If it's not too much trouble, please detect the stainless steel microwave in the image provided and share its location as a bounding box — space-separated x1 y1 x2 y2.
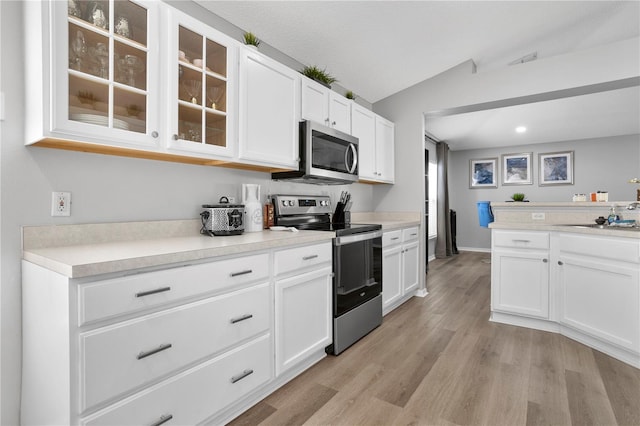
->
272 120 359 185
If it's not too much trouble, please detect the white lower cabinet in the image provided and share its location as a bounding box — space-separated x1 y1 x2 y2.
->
491 230 550 319
556 233 640 353
491 228 640 368
21 241 334 425
83 335 272 426
382 226 420 315
274 242 333 376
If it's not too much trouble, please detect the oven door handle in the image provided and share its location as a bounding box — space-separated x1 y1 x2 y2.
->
334 230 382 246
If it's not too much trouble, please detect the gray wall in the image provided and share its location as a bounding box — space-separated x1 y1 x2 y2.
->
373 37 640 267
449 134 640 250
0 3 373 423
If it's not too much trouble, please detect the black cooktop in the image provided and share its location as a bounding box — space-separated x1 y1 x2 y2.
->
298 222 382 236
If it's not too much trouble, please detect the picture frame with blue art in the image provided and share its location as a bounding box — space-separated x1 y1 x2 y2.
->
469 158 498 188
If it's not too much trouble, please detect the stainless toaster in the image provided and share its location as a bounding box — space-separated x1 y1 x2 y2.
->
201 197 245 236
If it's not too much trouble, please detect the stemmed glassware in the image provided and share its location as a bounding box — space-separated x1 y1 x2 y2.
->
69 30 87 71
89 42 109 79
207 86 223 109
182 79 202 104
116 54 145 87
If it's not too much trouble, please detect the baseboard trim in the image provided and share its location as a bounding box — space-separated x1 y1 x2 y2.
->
457 247 491 253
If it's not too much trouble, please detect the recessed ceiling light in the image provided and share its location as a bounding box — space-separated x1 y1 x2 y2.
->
515 126 527 133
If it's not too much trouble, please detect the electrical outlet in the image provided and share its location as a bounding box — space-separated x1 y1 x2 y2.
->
51 192 71 217
532 212 545 220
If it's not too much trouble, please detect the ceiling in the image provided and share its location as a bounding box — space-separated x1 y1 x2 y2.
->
195 1 640 150
196 1 639 103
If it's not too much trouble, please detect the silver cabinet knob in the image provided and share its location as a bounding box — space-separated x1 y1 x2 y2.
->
558 261 564 265
151 131 159 138
172 134 179 141
542 259 548 263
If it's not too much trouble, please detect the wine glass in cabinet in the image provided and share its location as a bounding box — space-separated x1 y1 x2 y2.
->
59 0 160 147
168 11 237 159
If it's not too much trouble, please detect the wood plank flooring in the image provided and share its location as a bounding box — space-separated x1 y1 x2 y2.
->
229 252 640 426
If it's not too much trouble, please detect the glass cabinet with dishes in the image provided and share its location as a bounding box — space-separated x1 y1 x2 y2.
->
166 10 237 159
23 0 161 149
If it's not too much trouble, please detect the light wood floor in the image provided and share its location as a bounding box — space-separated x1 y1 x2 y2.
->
229 252 640 426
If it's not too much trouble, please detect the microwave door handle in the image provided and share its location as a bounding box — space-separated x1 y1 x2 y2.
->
345 143 358 174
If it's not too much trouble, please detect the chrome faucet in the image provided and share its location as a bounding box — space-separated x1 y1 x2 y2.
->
627 202 640 210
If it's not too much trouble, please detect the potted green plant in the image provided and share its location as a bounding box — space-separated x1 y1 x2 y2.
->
345 90 356 100
300 65 337 88
243 32 260 49
511 193 526 202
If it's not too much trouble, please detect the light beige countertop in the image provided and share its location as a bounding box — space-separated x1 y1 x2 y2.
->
22 220 335 279
489 201 640 239
351 212 421 231
22 213 421 279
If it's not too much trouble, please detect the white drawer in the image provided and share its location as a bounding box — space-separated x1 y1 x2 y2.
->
80 283 271 411
82 334 272 426
79 253 269 325
402 227 420 242
383 230 402 247
558 233 640 263
493 230 549 250
274 242 332 276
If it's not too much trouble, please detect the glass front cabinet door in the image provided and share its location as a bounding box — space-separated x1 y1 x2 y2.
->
165 10 237 159
40 0 161 149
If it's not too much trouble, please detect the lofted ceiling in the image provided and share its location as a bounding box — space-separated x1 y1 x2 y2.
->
195 1 640 150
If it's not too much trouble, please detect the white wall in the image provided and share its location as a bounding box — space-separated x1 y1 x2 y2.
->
0 3 373 424
449 134 640 250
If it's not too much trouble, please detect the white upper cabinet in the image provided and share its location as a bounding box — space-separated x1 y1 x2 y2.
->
26 0 161 150
238 47 301 169
301 77 351 134
165 9 238 159
351 103 376 180
374 115 395 183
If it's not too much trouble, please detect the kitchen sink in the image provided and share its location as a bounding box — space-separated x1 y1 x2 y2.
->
557 223 640 231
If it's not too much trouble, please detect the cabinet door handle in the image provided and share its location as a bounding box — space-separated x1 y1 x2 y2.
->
230 314 253 324
332 121 337 126
135 286 171 298
558 261 564 266
542 259 548 263
230 369 254 383
150 414 173 426
137 343 172 360
302 254 318 261
230 269 253 277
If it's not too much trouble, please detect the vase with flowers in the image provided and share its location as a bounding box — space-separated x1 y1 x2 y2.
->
630 178 640 201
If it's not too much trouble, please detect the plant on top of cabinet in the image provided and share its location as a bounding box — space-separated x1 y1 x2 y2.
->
243 32 260 48
345 90 356 100
300 65 337 88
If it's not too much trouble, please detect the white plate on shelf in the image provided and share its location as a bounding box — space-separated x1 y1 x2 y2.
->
70 113 130 130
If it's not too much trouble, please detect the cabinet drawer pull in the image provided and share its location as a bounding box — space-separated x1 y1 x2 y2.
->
230 369 254 383
150 414 173 426
410 233 417 237
302 254 319 261
390 237 400 241
135 286 171 298
542 258 548 263
137 343 173 360
512 239 531 243
230 269 253 277
230 314 253 324
558 261 564 266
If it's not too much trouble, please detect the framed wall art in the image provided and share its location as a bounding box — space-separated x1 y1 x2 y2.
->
502 152 532 185
469 158 498 188
539 151 574 185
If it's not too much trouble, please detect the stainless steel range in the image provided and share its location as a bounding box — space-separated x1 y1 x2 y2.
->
272 194 382 355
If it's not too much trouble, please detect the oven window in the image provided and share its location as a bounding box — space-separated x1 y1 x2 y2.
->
334 237 382 316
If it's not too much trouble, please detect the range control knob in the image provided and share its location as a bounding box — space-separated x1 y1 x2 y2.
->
281 200 288 206
288 200 295 206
